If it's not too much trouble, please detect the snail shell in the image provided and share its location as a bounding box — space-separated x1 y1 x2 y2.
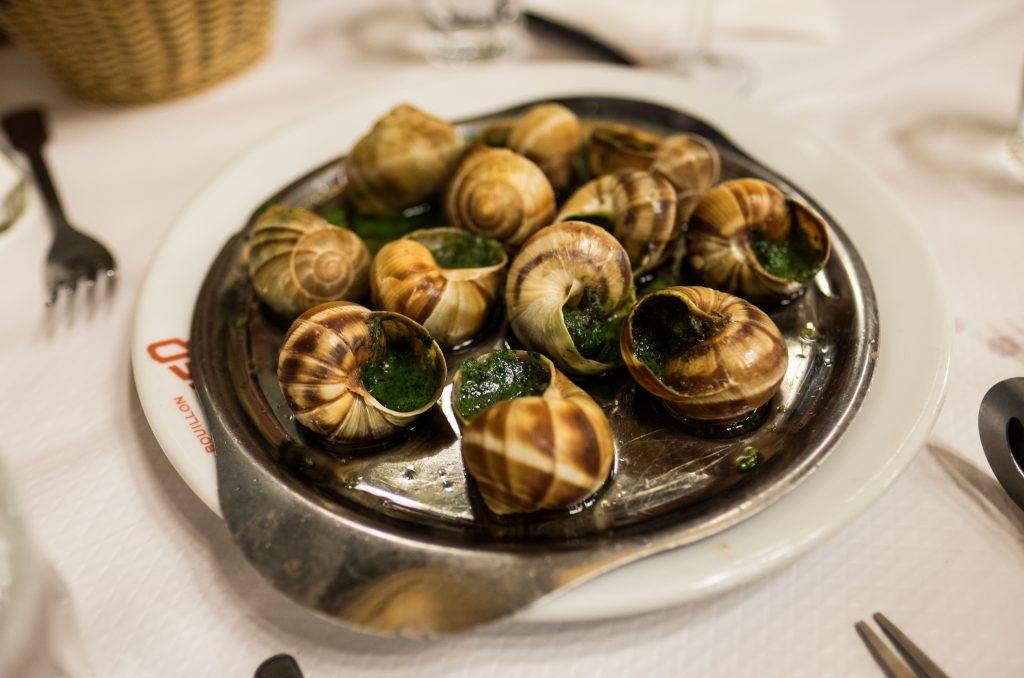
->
247 205 370 319
650 134 721 219
453 350 614 515
587 122 663 176
686 178 831 301
621 286 788 423
505 221 635 375
370 227 508 348
345 104 464 216
556 170 678 276
507 103 582 190
278 301 447 443
444 146 556 247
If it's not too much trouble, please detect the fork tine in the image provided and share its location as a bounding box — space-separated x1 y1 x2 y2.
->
855 621 917 678
873 614 950 678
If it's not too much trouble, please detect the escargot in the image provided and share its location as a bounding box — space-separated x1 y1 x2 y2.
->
370 227 508 348
247 205 370 319
556 170 678 276
650 133 721 219
621 286 788 423
505 221 635 375
345 104 464 216
278 301 447 443
444 146 556 247
587 122 664 176
452 349 614 515
506 103 582 190
686 178 831 302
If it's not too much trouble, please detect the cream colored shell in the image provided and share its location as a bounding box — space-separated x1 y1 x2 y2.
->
556 170 678 275
621 286 788 423
507 103 582 190
277 301 446 442
455 351 615 515
505 221 635 375
247 205 370 319
370 228 508 348
345 104 464 216
444 146 556 247
686 178 831 301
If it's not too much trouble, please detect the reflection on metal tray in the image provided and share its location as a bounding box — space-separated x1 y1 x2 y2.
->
191 96 877 636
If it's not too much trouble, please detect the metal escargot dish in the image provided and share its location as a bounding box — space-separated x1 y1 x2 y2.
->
190 96 877 637
452 349 614 515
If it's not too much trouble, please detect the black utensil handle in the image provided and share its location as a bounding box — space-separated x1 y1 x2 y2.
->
2 107 70 226
255 654 304 678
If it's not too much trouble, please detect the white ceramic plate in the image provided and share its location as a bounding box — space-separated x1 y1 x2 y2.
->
131 63 950 623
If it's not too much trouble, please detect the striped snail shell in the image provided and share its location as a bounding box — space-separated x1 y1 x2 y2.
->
505 221 635 376
686 178 831 302
278 301 447 443
507 103 582 190
621 286 788 423
370 227 508 348
650 133 721 219
556 170 678 276
345 104 464 216
587 122 663 176
247 205 370 319
444 145 556 247
452 350 615 515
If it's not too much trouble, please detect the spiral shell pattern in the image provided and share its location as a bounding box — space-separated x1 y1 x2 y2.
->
277 301 446 442
507 103 581 190
650 133 721 219
556 170 677 276
247 205 370 319
687 178 831 301
456 352 615 515
621 286 788 423
444 146 556 247
370 228 507 348
345 104 464 216
505 221 634 375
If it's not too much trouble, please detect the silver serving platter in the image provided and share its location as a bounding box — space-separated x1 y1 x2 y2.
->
190 96 878 637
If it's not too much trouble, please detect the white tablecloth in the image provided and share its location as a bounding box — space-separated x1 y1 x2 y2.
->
1 0 1023 675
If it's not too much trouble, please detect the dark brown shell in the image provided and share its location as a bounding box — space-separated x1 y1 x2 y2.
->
621 286 788 422
454 351 615 515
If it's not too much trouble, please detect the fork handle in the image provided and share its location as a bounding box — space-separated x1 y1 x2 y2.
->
2 108 71 229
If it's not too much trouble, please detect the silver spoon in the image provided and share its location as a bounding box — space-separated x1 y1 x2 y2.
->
979 377 1024 509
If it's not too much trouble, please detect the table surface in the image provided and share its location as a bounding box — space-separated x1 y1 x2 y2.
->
1 1 1023 675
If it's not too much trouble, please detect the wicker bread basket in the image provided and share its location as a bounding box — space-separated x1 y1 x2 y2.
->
0 0 275 105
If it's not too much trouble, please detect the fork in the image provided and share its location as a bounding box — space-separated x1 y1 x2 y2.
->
1 108 116 305
855 612 951 678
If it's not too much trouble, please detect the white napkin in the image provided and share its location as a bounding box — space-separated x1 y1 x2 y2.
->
526 0 839 65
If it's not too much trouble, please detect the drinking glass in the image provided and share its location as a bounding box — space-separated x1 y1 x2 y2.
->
417 0 523 64
658 0 754 94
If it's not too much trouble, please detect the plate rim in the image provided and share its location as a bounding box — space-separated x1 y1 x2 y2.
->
130 62 951 623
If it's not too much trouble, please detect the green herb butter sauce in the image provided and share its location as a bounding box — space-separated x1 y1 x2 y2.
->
455 350 551 420
630 294 721 379
561 286 627 364
415 230 504 269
